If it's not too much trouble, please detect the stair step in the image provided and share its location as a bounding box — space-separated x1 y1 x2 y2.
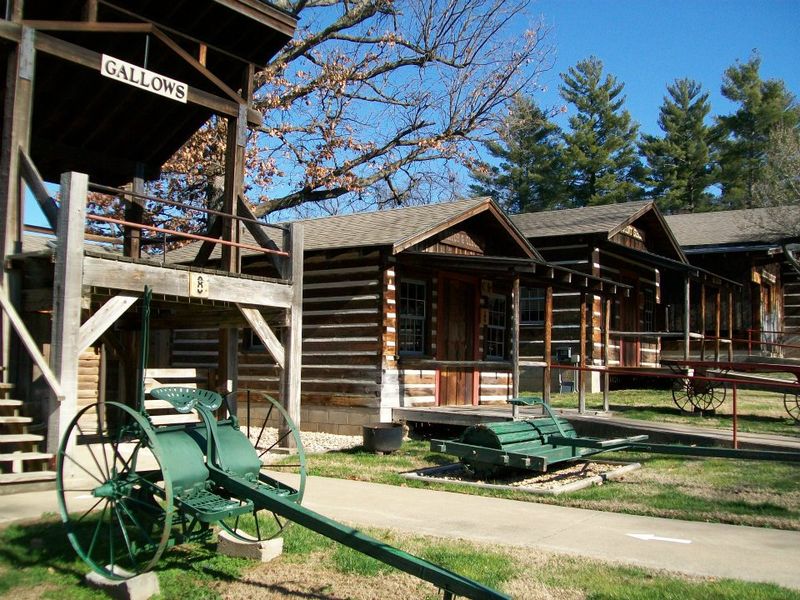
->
0 451 52 462
0 399 23 407
0 470 56 485
0 416 32 424
0 433 45 444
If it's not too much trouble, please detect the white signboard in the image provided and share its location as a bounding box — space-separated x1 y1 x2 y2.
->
189 272 210 298
100 54 188 103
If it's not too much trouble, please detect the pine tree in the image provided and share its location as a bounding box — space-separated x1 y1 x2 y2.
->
470 95 568 213
639 78 717 213
560 56 644 206
715 54 800 209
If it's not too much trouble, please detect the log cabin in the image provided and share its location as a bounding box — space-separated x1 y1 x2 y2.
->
167 197 626 434
666 207 800 358
510 201 737 393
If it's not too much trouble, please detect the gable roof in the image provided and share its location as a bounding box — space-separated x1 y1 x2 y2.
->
167 197 540 263
510 201 652 238
510 200 686 262
665 207 798 249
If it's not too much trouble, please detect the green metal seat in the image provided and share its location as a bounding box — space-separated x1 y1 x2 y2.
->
150 386 223 413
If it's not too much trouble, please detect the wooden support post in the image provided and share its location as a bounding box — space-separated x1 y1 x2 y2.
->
47 172 88 453
123 165 145 259
603 297 611 412
727 289 734 361
714 287 721 362
699 283 706 360
280 223 304 446
684 276 691 360
511 275 520 419
219 66 254 409
578 291 587 414
542 286 553 404
0 26 35 380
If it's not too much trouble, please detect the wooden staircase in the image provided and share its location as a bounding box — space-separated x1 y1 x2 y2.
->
0 381 56 493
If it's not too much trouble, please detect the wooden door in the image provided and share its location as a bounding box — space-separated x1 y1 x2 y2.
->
618 274 640 367
438 277 476 405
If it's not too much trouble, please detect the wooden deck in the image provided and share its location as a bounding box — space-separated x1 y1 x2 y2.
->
393 404 547 427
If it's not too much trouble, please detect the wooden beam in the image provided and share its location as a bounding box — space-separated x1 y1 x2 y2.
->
82 255 293 307
714 287 721 362
603 297 611 412
578 291 587 414
77 292 140 356
728 289 734 362
151 28 244 105
511 274 520 416
19 149 58 230
123 165 145 259
237 305 285 368
0 282 63 399
30 29 260 124
700 283 706 361
47 171 88 453
684 276 691 360
281 223 304 444
542 286 553 403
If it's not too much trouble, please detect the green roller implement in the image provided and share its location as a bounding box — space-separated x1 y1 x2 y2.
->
432 397 800 477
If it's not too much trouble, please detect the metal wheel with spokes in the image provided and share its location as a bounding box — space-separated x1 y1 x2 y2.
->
784 393 800 423
671 378 694 412
56 402 174 580
218 392 306 541
690 379 726 412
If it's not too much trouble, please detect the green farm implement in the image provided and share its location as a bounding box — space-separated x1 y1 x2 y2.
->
431 397 800 478
56 288 508 599
56 388 508 599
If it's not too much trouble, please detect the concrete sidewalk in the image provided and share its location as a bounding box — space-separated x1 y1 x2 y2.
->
2 476 799 591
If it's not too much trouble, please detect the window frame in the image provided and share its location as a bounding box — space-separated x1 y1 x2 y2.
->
520 286 546 326
398 278 427 356
485 293 507 360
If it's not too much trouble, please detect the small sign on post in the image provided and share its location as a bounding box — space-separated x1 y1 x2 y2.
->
189 273 210 298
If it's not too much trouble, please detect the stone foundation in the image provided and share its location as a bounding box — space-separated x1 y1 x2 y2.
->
240 403 382 436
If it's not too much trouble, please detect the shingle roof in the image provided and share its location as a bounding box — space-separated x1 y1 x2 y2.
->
665 207 797 248
167 196 535 263
510 201 653 239
293 197 489 251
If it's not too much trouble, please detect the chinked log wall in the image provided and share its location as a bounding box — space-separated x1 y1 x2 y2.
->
520 241 660 372
171 249 385 435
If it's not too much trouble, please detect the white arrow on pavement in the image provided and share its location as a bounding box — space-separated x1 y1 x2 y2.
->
627 533 692 544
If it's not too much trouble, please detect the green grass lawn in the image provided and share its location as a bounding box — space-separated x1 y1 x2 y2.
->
544 388 800 437
303 438 800 530
1 517 797 599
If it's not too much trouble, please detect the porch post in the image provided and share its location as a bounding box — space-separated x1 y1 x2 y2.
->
578 291 587 414
280 223 304 445
603 297 611 412
728 289 734 361
542 286 553 403
714 287 721 362
684 276 691 360
700 283 706 360
47 171 88 453
511 274 520 417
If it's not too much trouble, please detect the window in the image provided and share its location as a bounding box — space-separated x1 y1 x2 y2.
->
399 280 426 354
486 294 507 359
642 288 655 332
520 287 545 325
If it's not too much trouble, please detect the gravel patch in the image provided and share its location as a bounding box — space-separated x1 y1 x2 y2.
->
404 460 640 495
243 426 363 455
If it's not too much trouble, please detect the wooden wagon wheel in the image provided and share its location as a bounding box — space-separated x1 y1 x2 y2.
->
56 402 174 580
671 377 695 412
689 376 726 412
217 392 307 542
784 393 800 423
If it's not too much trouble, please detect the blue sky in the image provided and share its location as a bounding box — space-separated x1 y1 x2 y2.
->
529 0 800 134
